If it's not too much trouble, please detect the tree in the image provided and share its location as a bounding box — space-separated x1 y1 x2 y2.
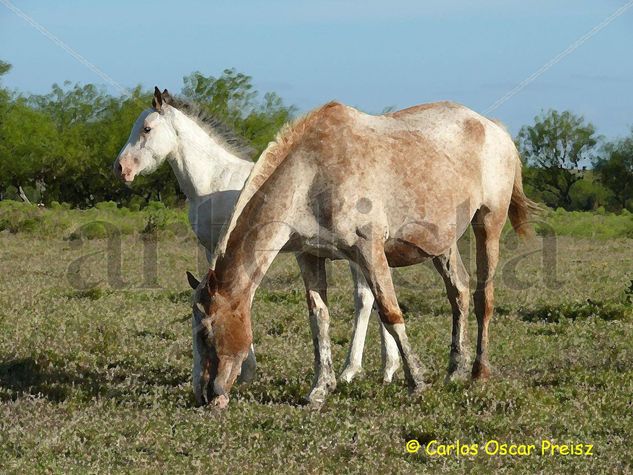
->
0 60 13 135
0 97 62 201
182 69 296 155
594 131 633 210
517 110 599 209
0 60 10 77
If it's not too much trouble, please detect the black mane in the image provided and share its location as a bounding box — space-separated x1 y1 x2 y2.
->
166 96 255 162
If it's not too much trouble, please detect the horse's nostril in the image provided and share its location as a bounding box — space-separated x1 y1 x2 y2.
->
115 162 122 174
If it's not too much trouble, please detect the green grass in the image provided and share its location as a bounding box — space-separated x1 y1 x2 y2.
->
535 207 633 239
2 200 633 240
0 200 190 240
0 214 632 472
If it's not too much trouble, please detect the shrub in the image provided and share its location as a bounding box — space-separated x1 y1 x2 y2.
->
520 299 631 323
95 201 118 211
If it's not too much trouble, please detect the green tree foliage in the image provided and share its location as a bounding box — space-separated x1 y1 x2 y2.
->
1 58 630 212
0 97 61 199
0 62 296 206
567 173 614 211
594 130 633 210
0 60 11 105
182 69 296 155
517 110 599 210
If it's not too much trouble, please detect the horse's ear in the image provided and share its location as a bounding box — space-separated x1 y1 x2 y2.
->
186 271 200 289
206 269 218 295
152 86 163 111
162 89 172 104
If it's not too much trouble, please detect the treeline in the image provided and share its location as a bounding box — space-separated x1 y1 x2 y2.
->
517 110 633 211
0 59 631 211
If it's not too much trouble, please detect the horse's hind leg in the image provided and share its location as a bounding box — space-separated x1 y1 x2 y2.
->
352 238 427 394
296 253 336 406
378 313 401 383
339 263 372 383
433 243 471 382
340 262 400 384
471 208 504 380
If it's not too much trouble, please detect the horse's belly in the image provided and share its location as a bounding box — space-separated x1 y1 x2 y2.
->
384 239 433 267
384 219 457 266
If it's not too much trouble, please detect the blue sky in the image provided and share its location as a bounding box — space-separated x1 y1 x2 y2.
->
1 0 632 138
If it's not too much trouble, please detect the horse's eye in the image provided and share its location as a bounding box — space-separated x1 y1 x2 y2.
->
143 127 151 133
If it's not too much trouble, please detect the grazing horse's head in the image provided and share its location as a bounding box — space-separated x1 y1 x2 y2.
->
188 270 254 408
113 87 177 183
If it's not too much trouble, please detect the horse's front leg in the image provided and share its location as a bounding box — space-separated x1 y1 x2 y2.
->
296 253 336 406
352 237 428 395
340 262 400 383
192 309 210 405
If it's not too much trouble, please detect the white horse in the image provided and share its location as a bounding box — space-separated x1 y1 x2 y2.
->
113 88 407 398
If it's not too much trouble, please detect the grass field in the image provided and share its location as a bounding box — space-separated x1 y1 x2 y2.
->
2 200 633 240
0 213 632 473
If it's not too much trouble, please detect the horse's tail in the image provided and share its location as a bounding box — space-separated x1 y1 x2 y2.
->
508 153 541 239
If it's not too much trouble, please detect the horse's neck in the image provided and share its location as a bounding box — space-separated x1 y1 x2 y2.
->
167 110 253 200
215 192 296 303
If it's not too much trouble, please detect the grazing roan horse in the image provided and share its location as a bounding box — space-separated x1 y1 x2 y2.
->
192 100 537 408
116 88 471 401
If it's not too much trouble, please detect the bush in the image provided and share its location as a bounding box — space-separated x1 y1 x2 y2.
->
569 179 613 211
0 200 190 239
95 201 118 211
536 208 633 239
69 221 111 240
520 299 631 323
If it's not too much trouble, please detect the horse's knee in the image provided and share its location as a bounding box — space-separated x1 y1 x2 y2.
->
379 304 404 325
306 290 328 318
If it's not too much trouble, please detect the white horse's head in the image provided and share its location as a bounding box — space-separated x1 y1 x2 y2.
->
114 87 178 183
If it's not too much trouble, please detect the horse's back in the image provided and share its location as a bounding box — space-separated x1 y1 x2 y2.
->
293 101 518 255
349 101 518 212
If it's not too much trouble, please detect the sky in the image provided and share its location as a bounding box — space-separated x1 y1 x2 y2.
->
1 0 632 139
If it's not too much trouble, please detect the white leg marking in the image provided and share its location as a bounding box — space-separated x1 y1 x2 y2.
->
341 263 401 383
307 289 336 405
340 266 373 382
384 323 428 394
379 315 401 383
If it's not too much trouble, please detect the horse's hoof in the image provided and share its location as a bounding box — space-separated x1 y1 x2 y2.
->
471 361 492 381
211 394 230 409
408 381 430 395
304 390 327 408
339 366 362 384
305 380 335 408
445 371 469 385
445 363 471 384
382 365 400 384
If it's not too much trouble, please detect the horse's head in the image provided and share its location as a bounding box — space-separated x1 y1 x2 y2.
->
188 270 254 408
114 87 178 183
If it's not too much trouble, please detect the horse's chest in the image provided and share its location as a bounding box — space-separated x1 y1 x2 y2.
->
187 197 236 252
